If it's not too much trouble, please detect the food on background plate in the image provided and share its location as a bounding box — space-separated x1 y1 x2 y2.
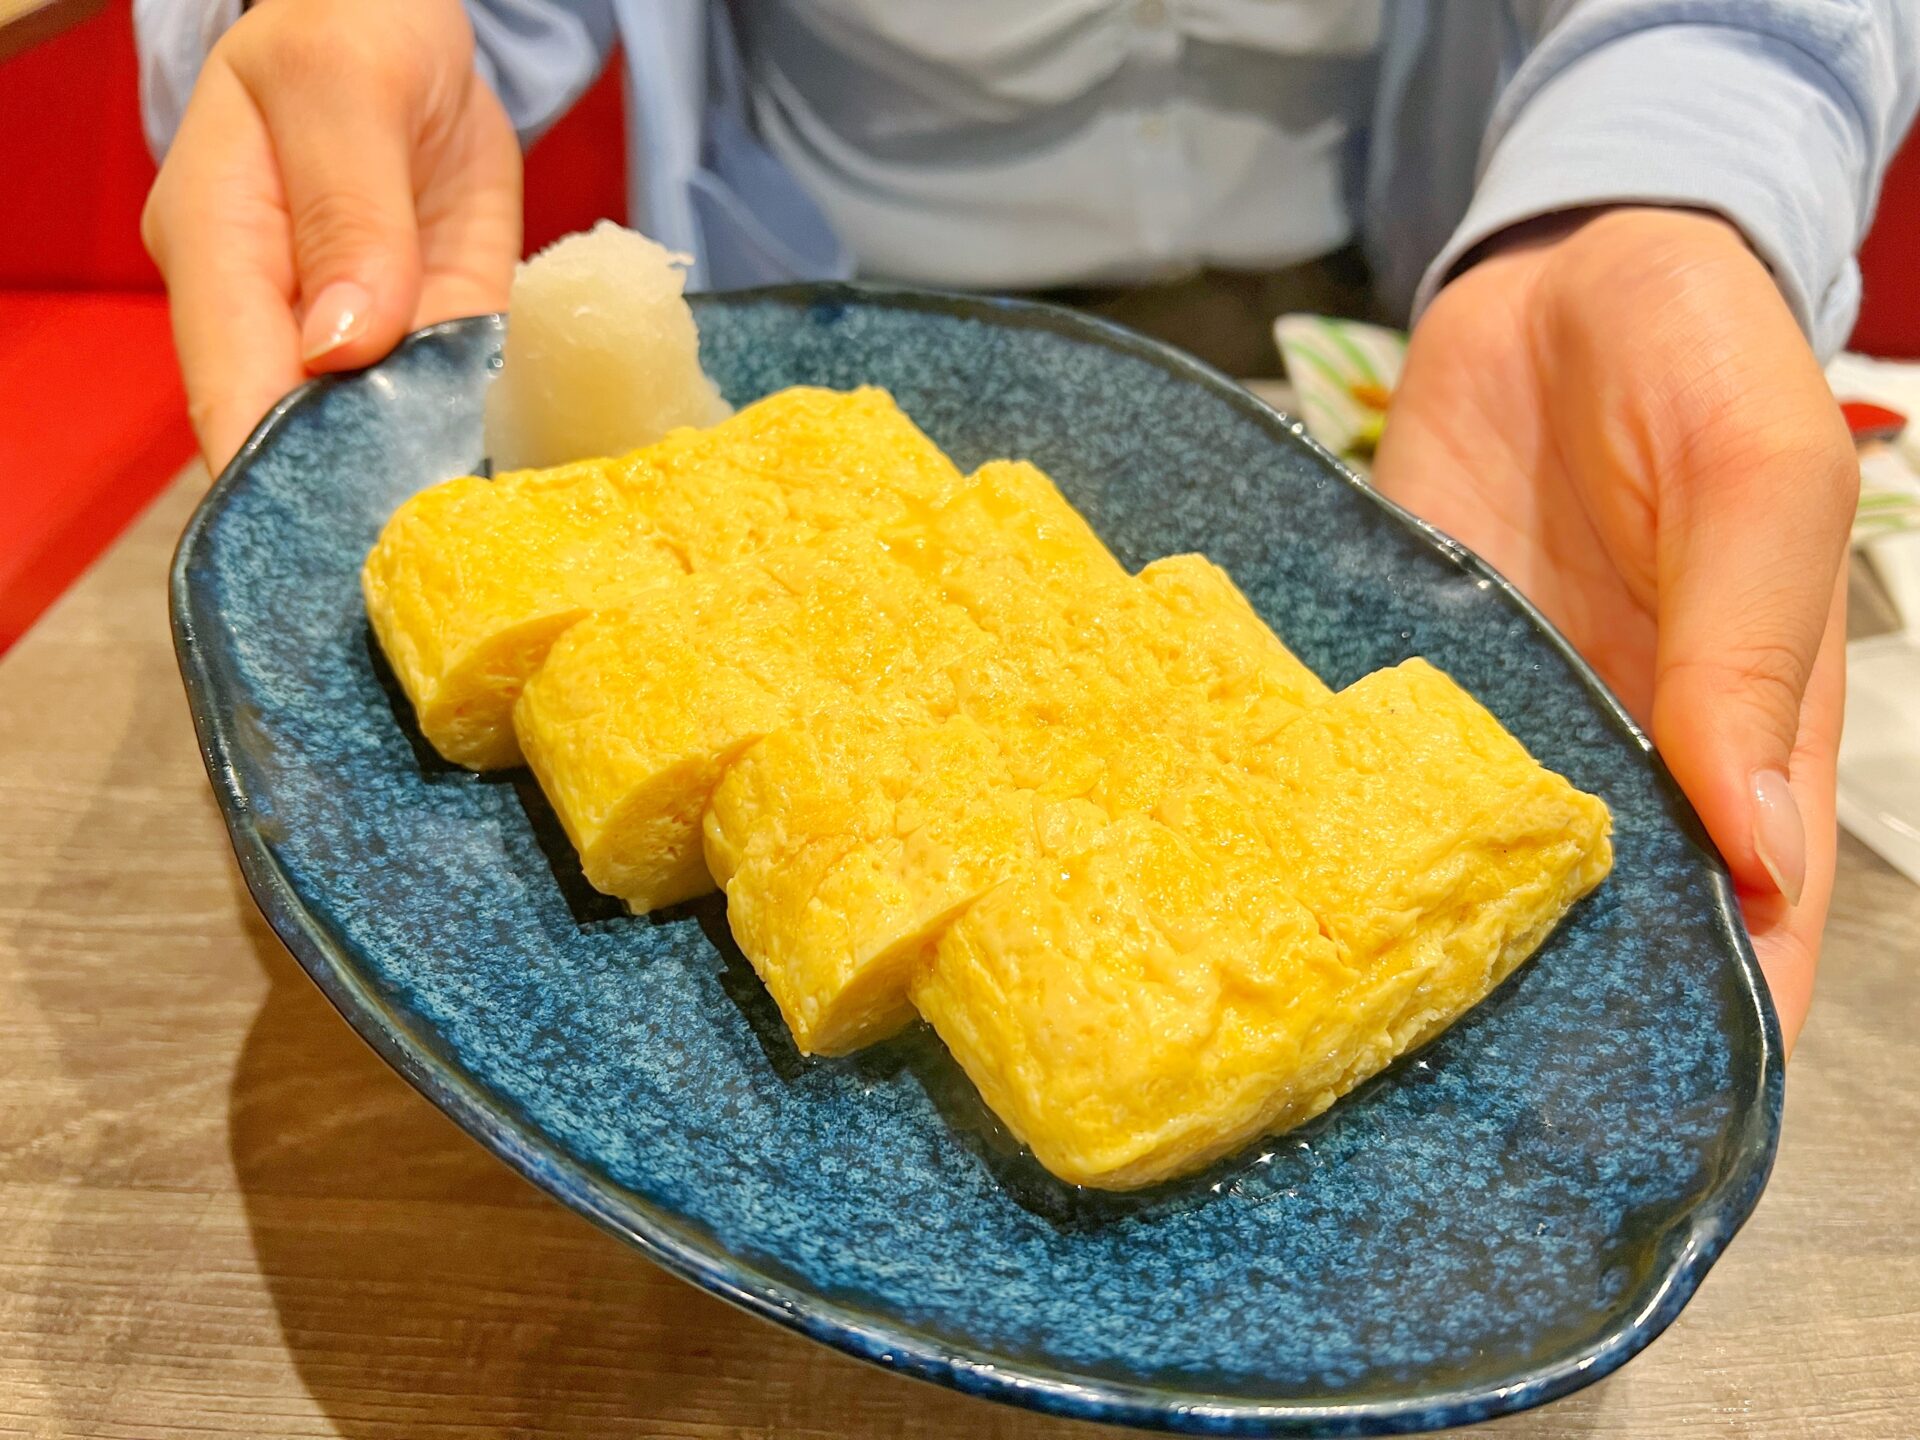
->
361 226 1613 1189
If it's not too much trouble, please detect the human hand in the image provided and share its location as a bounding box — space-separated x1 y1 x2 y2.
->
1374 208 1854 1053
142 0 522 472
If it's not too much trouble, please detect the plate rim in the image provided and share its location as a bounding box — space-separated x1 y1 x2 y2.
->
168 290 1784 1437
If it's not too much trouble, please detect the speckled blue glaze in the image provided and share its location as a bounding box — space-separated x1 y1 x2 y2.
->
171 290 1782 1437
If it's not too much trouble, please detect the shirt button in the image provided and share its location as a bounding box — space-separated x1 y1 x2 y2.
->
1139 112 1168 139
1134 0 1168 26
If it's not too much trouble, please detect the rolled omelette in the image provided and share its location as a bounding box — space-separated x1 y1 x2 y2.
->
364 384 1613 1190
362 386 962 769
913 660 1612 1189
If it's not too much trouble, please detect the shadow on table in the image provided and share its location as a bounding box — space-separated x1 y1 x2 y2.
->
222 888 1126 1440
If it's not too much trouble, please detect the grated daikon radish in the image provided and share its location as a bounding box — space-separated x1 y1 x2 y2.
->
483 221 731 471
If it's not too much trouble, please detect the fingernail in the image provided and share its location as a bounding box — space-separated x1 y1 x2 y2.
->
1750 767 1806 907
301 281 371 363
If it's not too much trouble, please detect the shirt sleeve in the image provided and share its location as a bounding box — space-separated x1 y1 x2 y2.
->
1414 1 1920 359
132 0 239 155
132 0 618 158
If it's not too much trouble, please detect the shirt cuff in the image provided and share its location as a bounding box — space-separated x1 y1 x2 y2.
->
133 0 242 157
1415 23 1868 360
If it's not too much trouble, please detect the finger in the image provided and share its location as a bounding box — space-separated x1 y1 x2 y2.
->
1645 309 1857 906
1375 269 1661 716
1743 569 1846 1057
1373 284 1553 593
412 78 522 327
238 42 425 372
142 60 303 474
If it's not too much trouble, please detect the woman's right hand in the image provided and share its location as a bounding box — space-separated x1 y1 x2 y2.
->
142 0 522 472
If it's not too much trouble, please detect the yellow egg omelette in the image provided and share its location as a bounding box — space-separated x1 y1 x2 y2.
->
363 386 1611 1190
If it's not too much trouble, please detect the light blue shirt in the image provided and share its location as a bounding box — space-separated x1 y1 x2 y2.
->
136 0 1919 359
731 1 1383 290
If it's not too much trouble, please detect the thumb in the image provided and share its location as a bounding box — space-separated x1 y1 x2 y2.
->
248 77 425 373
1650 400 1856 908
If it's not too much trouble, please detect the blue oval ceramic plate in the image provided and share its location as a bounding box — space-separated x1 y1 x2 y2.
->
172 290 1781 1437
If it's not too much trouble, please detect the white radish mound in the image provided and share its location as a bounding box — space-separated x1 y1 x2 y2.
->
483 221 732 472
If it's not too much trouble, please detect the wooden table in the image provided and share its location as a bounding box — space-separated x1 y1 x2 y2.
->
3 465 1917 1440
0 0 103 65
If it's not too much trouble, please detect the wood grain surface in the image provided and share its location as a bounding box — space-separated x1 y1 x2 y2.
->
2 467 1916 1440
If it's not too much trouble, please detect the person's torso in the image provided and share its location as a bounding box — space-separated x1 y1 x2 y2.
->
732 1 1385 287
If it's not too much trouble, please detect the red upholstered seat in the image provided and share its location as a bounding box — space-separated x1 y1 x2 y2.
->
0 292 191 649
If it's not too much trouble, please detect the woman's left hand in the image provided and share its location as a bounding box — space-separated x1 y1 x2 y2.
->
1374 207 1854 1053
